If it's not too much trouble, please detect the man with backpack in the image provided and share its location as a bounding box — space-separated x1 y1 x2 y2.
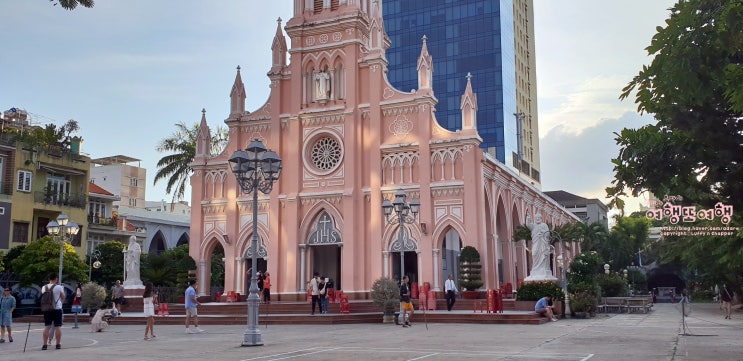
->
41 273 65 350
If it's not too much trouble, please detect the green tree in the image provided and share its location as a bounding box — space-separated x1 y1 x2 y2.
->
608 0 743 212
10 236 88 286
50 0 95 10
140 244 196 287
154 122 228 205
459 246 483 290
578 222 609 252
593 216 650 272
88 241 126 288
2 246 26 273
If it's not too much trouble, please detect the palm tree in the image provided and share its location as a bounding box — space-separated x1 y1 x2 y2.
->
51 0 95 10
154 122 228 206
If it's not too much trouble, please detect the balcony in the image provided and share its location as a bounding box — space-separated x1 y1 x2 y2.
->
34 191 87 209
87 214 118 228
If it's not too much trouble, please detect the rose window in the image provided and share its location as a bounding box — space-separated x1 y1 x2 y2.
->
311 136 342 171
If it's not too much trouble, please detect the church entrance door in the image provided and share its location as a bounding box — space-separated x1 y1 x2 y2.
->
311 245 341 290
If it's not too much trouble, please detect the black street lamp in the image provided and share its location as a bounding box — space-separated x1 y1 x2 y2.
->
229 139 282 347
381 189 420 324
46 213 80 285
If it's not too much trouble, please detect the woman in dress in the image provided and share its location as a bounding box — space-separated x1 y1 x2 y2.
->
142 282 156 340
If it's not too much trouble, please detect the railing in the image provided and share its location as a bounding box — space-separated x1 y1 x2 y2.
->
87 215 117 227
34 191 87 209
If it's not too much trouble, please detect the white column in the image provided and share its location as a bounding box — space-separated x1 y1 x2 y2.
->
383 251 389 278
432 248 440 291
299 244 307 292
236 257 244 294
199 259 207 296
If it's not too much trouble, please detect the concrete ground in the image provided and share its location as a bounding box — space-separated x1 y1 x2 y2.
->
0 302 740 361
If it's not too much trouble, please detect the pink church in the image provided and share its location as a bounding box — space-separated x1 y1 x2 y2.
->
189 0 579 300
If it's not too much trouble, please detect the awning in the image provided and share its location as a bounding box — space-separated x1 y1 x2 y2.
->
39 163 86 176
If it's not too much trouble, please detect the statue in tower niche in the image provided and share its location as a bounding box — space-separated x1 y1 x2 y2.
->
124 236 143 287
314 69 330 100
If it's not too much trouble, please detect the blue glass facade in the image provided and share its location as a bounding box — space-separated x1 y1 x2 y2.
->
383 0 518 164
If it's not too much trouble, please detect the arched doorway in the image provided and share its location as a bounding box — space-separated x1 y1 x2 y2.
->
148 231 166 254
243 238 267 293
440 228 461 288
176 232 189 246
390 224 419 284
307 211 342 290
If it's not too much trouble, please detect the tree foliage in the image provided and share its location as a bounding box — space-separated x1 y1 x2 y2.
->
50 0 94 10
459 246 483 290
154 122 229 205
10 236 88 286
88 241 126 288
608 0 743 212
140 244 196 288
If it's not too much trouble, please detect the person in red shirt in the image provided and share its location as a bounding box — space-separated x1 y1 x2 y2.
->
262 272 272 304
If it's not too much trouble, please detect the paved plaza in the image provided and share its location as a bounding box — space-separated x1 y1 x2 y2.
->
0 303 740 360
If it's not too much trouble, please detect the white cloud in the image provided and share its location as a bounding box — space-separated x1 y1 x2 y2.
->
538 75 635 138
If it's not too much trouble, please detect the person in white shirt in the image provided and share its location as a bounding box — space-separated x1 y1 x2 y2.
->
445 274 459 311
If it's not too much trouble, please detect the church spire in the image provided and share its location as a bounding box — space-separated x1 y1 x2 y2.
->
417 35 433 90
460 73 478 131
230 65 246 115
195 108 212 160
271 18 287 70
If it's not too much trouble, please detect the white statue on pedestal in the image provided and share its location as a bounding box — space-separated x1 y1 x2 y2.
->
524 213 557 281
124 236 143 287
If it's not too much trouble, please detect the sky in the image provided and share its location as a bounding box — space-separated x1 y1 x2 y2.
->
0 0 676 214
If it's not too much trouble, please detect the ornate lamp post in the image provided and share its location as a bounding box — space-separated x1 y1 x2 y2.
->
548 230 570 317
229 139 282 347
381 189 420 324
88 249 102 282
46 214 80 285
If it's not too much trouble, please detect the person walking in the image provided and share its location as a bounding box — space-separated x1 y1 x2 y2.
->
309 273 320 315
111 280 125 314
262 272 271 304
721 285 733 319
318 276 328 314
184 280 205 334
400 275 414 327
0 287 16 343
142 282 157 340
445 274 459 311
41 273 65 350
257 272 264 303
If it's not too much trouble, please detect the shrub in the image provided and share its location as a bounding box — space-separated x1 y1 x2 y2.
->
570 291 598 313
459 246 483 290
567 251 604 285
371 277 400 310
516 281 564 301
568 280 601 298
596 273 628 297
80 282 107 310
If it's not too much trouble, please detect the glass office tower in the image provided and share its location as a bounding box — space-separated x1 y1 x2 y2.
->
384 0 540 184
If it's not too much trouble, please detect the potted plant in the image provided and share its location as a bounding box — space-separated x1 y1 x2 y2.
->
569 291 597 318
81 282 107 316
371 277 400 323
459 246 484 298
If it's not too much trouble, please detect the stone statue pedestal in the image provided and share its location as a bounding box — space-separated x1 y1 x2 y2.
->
122 286 145 313
524 270 558 282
